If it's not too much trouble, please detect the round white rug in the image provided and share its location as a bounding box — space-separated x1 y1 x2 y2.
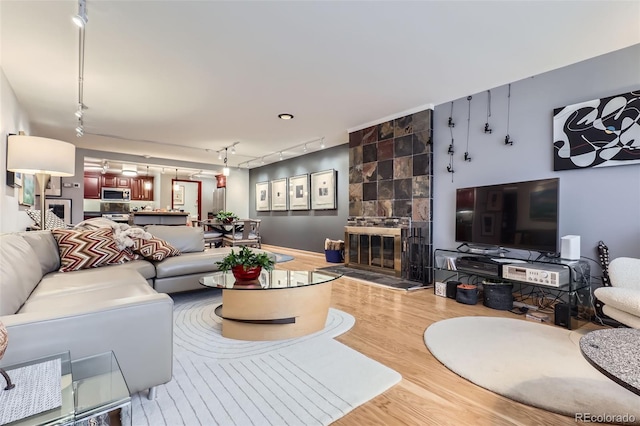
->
424 317 640 423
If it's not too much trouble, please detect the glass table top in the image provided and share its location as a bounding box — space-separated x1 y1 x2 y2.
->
72 351 130 421
199 270 342 290
0 351 130 426
2 352 74 426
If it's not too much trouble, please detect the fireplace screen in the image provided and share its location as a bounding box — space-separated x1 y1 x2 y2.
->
345 227 404 277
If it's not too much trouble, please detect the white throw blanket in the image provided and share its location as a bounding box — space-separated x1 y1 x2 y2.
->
73 218 152 251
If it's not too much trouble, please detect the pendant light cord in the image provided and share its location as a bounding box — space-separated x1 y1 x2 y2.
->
447 101 455 180
465 96 472 161
484 90 492 133
504 84 514 145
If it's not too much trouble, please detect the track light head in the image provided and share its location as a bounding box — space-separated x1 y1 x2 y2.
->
231 146 236 155
279 151 283 161
217 151 222 160
320 138 325 149
72 0 88 27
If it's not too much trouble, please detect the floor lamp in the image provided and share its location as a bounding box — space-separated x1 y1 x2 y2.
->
7 135 76 230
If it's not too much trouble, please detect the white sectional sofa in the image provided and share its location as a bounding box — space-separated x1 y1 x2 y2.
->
0 225 274 397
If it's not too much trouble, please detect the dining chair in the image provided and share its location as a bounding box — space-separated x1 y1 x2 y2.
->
198 220 224 248
222 219 261 248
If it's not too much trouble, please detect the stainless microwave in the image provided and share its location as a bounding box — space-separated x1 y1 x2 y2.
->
101 187 131 202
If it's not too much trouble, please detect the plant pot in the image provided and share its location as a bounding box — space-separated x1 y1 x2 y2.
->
231 265 262 281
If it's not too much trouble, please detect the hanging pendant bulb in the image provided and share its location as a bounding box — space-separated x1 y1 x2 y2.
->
222 148 230 176
173 168 180 190
144 166 152 190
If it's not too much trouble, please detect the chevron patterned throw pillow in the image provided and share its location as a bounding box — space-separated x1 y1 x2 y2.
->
132 237 181 261
52 228 137 272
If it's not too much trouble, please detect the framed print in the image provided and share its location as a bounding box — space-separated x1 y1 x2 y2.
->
289 174 309 210
35 176 62 197
45 198 72 225
270 178 288 211
256 181 270 211
19 174 35 206
173 185 185 205
310 169 337 210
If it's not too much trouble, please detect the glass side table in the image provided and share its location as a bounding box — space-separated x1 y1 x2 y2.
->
2 352 74 426
72 352 131 426
1 352 130 426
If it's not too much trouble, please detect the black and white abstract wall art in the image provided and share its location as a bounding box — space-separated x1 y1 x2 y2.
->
553 90 640 171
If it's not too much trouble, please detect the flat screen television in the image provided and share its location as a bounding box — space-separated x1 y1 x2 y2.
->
455 178 559 253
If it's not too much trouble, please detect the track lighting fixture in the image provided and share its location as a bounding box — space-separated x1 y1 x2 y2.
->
236 136 326 169
218 151 222 160
231 146 236 155
73 0 87 136
72 0 88 28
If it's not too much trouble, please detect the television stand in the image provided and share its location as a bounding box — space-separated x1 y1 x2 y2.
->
434 248 591 329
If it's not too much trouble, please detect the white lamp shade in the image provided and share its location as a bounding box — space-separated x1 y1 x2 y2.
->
7 135 76 176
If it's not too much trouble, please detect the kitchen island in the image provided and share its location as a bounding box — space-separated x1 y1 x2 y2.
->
132 211 189 226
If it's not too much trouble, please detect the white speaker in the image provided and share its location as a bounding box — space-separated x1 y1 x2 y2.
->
561 235 580 260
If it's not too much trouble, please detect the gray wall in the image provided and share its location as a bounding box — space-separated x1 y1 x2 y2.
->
249 144 349 253
433 44 640 266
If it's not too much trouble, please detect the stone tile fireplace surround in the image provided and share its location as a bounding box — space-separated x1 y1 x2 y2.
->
348 109 433 283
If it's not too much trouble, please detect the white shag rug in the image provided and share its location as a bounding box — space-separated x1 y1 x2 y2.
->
132 291 401 425
424 317 640 423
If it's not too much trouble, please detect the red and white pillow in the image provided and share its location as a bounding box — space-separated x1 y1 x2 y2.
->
131 237 181 261
52 228 137 272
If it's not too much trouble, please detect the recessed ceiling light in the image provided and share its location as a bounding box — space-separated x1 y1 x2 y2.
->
278 113 294 120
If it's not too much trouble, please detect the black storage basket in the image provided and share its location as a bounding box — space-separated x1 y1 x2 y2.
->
482 281 514 310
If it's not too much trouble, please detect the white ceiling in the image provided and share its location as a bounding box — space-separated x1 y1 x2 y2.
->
2 1 639 170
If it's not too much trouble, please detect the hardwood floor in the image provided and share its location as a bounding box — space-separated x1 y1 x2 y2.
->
263 244 591 426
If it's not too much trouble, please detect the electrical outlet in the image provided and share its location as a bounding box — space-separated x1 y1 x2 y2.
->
73 183 80 188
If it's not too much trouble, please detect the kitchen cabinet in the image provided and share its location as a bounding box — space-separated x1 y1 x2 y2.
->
102 175 130 188
130 177 154 201
84 174 101 199
84 172 153 201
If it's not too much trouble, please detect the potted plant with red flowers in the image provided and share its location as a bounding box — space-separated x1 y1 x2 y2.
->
216 246 275 281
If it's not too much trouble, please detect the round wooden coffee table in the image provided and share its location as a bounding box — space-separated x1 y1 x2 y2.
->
199 270 341 341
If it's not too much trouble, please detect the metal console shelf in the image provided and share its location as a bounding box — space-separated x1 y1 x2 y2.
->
433 248 591 329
